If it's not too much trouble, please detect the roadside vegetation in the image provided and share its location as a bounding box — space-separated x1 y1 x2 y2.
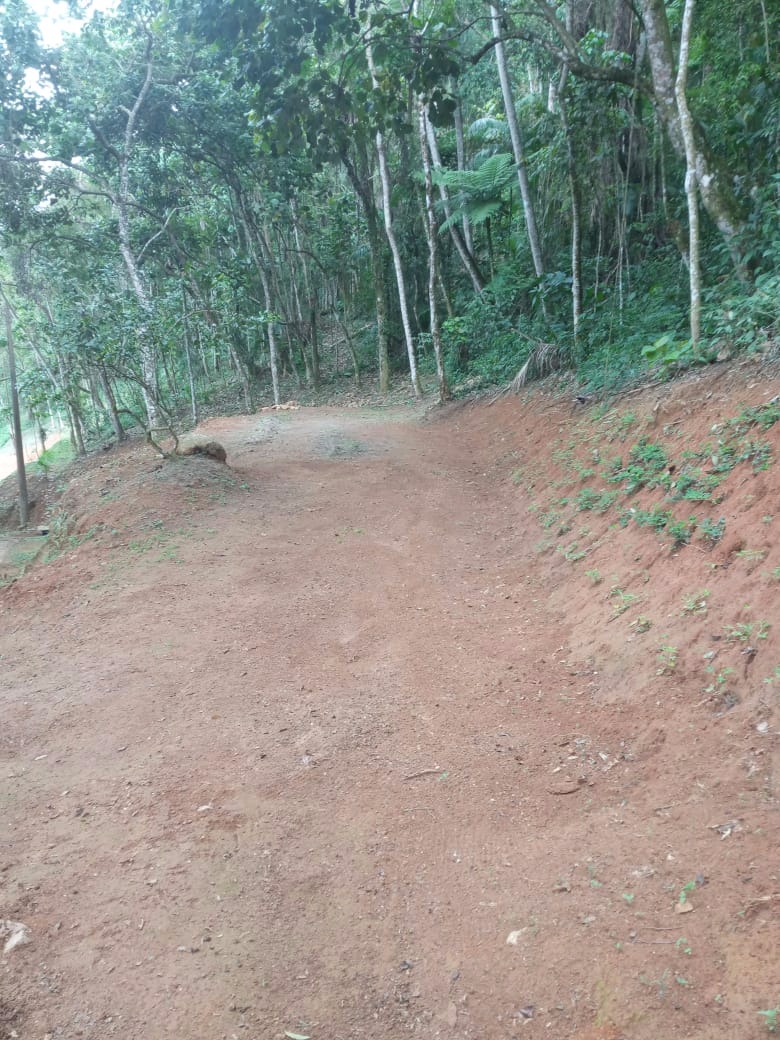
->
0 0 777 478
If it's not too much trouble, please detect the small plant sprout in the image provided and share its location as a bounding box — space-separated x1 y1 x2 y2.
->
699 517 726 544
703 667 735 693
585 569 603 585
610 586 639 615
735 547 767 561
667 517 696 548
724 620 770 642
657 645 679 674
630 615 652 633
675 937 692 955
681 589 710 615
586 863 603 888
562 542 588 562
678 880 697 905
758 1007 779 1033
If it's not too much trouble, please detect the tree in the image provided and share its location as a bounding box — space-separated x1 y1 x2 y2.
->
489 3 545 281
637 0 745 272
419 102 450 402
1 281 29 525
675 0 701 345
367 33 422 399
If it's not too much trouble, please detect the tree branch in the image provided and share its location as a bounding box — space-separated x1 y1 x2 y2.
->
469 2 651 95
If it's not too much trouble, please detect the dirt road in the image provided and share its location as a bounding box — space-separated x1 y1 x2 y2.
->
1 400 776 1039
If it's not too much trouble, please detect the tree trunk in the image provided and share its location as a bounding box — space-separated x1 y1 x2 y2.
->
374 126 422 397
290 202 321 389
233 191 281 406
490 3 545 280
309 304 321 389
181 290 199 426
2 290 29 526
100 365 127 443
50 346 86 454
367 211 391 393
675 0 701 344
425 119 486 293
419 104 451 403
290 272 314 385
637 0 746 271
112 42 160 428
257 263 281 406
556 61 582 339
334 281 361 386
367 40 422 399
453 96 474 254
341 147 391 392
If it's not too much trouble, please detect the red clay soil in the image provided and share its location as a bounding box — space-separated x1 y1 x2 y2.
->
1 362 778 1040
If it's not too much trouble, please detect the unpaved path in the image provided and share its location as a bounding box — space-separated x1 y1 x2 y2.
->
0 403 775 1039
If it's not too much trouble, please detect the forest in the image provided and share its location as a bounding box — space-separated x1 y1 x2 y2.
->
0 0 778 469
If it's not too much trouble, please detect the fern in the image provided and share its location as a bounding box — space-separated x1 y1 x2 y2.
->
433 153 517 230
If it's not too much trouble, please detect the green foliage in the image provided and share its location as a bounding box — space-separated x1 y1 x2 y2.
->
724 620 770 643
681 589 710 616
576 487 618 513
1 0 778 421
442 279 537 381
758 1007 778 1033
672 464 722 501
609 586 639 616
35 439 75 473
609 439 669 493
666 517 696 548
699 517 726 544
434 154 516 232
633 507 672 532
642 333 714 371
657 644 679 674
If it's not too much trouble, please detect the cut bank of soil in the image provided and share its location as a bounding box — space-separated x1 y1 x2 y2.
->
0 364 778 1040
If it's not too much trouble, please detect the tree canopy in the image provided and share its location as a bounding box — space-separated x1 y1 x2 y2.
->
0 0 777 461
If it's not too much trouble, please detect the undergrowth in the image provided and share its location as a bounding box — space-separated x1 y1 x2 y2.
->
532 399 780 553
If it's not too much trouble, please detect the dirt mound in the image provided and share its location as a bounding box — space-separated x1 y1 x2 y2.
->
0 370 777 1040
175 438 228 463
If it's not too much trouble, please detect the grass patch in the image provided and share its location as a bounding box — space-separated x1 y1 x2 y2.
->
34 438 75 473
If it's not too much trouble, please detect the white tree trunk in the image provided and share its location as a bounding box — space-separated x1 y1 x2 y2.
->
490 3 545 280
425 120 485 293
452 97 474 254
555 70 582 339
115 45 159 429
638 0 745 270
367 40 422 399
419 104 450 403
256 254 281 407
1 289 29 526
675 0 701 345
